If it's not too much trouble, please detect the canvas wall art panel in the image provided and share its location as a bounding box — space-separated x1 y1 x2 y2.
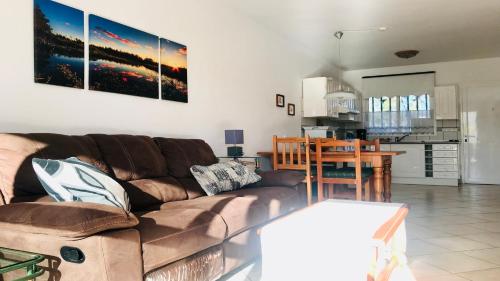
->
160 38 188 103
34 0 84 89
89 15 159 99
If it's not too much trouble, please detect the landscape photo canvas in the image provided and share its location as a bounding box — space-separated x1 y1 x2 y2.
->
34 0 84 88
160 38 188 103
89 15 159 99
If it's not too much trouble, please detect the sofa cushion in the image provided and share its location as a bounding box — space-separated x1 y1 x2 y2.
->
154 138 218 178
0 133 108 204
137 208 227 273
89 134 168 181
120 177 187 211
190 161 261 196
161 186 303 237
32 157 130 211
0 201 139 238
176 177 206 199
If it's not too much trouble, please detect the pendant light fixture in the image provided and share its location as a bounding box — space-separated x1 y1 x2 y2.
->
325 31 359 115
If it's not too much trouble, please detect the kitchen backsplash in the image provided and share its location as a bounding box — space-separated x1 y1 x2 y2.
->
302 118 461 141
404 120 460 141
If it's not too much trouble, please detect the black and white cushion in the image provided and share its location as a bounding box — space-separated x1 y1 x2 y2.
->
190 161 261 196
32 157 130 211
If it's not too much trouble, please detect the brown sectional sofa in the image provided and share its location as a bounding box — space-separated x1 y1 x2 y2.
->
0 133 305 281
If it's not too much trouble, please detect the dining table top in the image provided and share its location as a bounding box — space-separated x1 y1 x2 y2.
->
256 150 405 157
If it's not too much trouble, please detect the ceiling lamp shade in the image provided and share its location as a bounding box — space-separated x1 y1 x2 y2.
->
395 50 419 59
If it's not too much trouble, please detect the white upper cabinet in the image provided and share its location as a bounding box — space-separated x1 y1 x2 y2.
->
303 77 332 117
435 85 458 120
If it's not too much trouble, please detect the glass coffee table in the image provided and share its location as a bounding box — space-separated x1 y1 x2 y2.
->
0 247 44 281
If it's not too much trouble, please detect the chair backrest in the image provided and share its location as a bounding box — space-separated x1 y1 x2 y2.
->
314 138 362 166
361 138 380 152
272 136 311 171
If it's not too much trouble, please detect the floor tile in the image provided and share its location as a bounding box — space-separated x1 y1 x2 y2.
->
418 274 470 281
415 252 498 273
470 222 500 232
458 267 500 281
426 236 493 251
464 233 500 247
464 248 500 265
408 259 450 279
407 239 449 256
429 224 489 236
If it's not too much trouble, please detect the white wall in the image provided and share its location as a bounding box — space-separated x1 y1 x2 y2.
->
0 0 335 156
343 57 500 98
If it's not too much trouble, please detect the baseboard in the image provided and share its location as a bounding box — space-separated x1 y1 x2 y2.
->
392 177 459 186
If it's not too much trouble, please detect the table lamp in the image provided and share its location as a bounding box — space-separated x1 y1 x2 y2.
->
225 129 244 157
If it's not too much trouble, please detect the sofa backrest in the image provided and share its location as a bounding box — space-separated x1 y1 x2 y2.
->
0 133 219 210
89 134 188 211
154 138 218 199
0 133 108 205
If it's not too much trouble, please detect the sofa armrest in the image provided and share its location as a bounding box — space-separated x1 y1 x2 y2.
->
254 170 305 187
0 202 138 238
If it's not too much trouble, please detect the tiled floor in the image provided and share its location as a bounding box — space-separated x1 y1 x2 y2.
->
398 184 500 281
222 184 500 281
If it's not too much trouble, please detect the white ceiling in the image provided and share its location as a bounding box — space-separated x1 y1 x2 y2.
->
224 0 500 70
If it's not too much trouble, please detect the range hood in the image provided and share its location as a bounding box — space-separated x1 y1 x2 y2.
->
303 77 361 119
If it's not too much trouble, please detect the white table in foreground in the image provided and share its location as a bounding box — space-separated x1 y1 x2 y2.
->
260 200 415 281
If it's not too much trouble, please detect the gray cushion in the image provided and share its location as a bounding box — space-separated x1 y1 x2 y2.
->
190 161 261 196
32 157 130 211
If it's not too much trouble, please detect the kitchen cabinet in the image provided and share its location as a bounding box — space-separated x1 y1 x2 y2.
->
390 144 425 178
384 143 459 186
435 86 458 120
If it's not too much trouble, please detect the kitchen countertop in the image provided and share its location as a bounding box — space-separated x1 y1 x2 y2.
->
381 141 461 144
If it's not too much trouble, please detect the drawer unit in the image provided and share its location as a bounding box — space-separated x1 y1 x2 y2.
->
433 158 458 165
433 144 458 151
433 164 458 172
432 150 458 158
433 171 459 179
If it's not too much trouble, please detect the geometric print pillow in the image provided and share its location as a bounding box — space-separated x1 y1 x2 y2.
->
190 160 261 196
32 157 130 211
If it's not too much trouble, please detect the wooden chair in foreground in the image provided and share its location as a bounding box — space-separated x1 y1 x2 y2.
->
315 138 374 201
272 135 313 205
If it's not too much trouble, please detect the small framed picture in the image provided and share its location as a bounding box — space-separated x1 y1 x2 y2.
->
276 94 285 107
288 103 295 116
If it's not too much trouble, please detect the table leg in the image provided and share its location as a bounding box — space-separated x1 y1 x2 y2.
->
373 167 384 202
383 159 392 202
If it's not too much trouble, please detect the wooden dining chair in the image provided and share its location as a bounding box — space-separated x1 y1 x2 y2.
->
315 138 374 201
272 135 313 205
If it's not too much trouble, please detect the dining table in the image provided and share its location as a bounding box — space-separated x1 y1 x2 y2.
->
256 150 405 202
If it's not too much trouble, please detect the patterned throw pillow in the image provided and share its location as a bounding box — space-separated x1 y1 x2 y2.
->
190 161 262 196
32 157 130 211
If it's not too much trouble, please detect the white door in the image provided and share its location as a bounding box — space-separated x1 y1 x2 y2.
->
464 85 500 184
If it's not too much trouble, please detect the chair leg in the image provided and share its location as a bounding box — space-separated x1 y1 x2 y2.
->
369 177 375 201
356 182 362 201
364 180 371 201
318 183 324 202
328 184 334 199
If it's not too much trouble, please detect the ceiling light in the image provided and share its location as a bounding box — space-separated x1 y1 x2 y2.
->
395 50 420 59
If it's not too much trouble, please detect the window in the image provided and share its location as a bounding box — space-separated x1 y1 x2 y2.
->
366 94 433 135
390 96 398 112
381 96 390 112
409 95 417 111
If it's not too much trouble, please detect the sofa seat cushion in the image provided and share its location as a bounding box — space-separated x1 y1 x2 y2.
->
120 177 188 212
161 186 303 237
137 208 227 273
